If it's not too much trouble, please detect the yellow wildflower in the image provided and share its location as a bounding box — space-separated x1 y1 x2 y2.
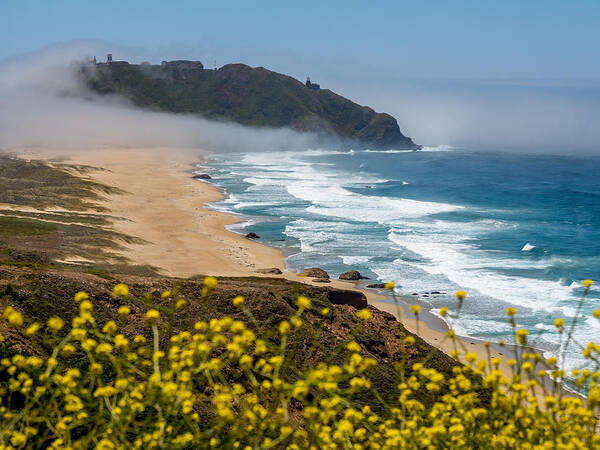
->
297 296 312 310
145 309 160 320
74 291 89 303
204 276 218 289
25 322 41 335
290 316 302 329
347 341 361 353
384 281 395 290
506 307 516 317
112 283 129 297
7 311 24 327
102 320 118 334
582 279 593 288
356 308 372 320
554 318 565 329
279 321 290 335
80 300 93 313
516 328 528 345
61 344 76 356
455 290 466 301
118 305 130 316
410 304 420 315
47 317 64 332
96 343 113 354
233 296 244 307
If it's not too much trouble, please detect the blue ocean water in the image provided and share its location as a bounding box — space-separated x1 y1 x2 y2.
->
200 147 600 371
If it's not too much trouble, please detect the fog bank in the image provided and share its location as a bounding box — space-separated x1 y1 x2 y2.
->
334 79 600 154
0 43 319 153
2 42 599 155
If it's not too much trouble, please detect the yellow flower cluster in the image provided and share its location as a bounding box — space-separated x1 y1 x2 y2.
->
0 281 598 449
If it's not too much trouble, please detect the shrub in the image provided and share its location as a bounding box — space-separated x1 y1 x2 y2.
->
0 278 599 449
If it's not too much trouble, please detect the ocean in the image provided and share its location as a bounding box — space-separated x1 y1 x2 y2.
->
199 147 600 373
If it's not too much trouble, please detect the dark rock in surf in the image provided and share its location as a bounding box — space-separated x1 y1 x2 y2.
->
245 232 260 239
339 270 369 280
366 283 386 289
193 173 212 179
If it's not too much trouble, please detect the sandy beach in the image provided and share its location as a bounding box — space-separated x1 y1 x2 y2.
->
16 147 285 277
12 146 571 397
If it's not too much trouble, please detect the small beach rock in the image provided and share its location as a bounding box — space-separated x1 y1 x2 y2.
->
193 173 212 179
302 268 329 279
366 283 386 288
245 232 260 239
339 270 369 280
255 268 282 275
312 278 331 283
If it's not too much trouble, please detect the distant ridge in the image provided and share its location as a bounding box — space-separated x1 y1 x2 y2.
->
81 59 418 150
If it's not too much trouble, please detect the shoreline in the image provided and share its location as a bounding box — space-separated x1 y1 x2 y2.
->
12 146 578 399
15 147 286 278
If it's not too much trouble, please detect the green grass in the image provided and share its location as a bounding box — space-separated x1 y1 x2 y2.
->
0 217 58 236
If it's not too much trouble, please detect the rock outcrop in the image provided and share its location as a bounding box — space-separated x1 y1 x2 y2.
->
339 270 369 280
312 278 331 283
245 232 260 239
326 288 368 309
302 268 329 279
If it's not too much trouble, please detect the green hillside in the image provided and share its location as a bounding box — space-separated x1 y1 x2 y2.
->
81 61 418 150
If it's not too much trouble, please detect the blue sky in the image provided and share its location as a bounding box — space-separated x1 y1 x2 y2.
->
3 0 600 81
3 1 600 151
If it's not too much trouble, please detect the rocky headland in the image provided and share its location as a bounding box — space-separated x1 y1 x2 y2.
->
80 59 418 150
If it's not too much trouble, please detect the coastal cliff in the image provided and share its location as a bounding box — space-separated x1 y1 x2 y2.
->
81 60 418 150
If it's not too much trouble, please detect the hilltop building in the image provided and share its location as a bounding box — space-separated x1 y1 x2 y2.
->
96 53 129 66
306 76 320 90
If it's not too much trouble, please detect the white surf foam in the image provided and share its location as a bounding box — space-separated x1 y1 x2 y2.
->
205 148 597 373
340 255 372 265
522 242 536 251
389 232 578 312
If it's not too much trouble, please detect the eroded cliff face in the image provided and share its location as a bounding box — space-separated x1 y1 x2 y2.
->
82 61 418 150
